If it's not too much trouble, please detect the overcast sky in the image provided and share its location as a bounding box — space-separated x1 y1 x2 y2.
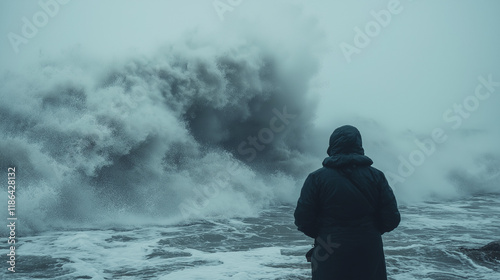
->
1 0 499 199
2 0 499 128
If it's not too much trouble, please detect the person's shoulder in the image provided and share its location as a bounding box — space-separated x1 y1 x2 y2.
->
309 166 332 177
307 166 341 184
303 167 330 183
364 165 388 182
367 165 384 175
309 167 324 177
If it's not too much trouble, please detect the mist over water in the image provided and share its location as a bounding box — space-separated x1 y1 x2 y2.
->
1 0 499 235
0 12 326 233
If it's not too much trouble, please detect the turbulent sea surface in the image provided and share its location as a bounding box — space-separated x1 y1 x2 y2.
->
3 193 499 280
1 5 499 278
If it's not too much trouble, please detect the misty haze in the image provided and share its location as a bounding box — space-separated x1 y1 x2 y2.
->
0 0 499 279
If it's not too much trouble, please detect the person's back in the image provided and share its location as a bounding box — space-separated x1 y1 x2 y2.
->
294 125 400 280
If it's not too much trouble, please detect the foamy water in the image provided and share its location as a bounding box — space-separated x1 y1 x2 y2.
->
1 2 500 279
2 194 499 279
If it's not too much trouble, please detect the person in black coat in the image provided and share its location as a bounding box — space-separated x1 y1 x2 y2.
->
294 125 400 280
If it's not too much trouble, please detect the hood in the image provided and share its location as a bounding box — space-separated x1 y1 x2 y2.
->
326 125 364 156
323 125 373 168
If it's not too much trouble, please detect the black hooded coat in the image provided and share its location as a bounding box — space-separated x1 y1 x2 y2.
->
294 125 400 280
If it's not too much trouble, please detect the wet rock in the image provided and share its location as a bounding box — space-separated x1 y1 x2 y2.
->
460 241 500 263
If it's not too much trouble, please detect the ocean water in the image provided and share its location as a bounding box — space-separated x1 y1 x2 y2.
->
3 193 499 280
1 6 499 278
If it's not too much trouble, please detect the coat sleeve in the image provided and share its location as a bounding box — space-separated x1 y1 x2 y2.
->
294 173 320 238
376 173 401 234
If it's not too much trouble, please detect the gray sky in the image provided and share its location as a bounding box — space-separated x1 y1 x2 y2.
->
1 0 499 200
2 0 499 127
